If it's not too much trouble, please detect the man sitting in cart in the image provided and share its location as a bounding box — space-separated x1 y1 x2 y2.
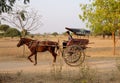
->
66 31 73 46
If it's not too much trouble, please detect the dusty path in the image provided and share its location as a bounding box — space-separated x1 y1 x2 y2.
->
86 57 117 72
0 57 118 73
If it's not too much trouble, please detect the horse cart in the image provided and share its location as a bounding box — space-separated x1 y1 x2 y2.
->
17 27 90 66
61 27 90 66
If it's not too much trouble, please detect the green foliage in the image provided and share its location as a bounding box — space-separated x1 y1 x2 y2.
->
0 24 10 32
0 0 30 14
62 32 67 35
51 32 59 36
79 0 120 35
4 28 21 37
20 11 26 21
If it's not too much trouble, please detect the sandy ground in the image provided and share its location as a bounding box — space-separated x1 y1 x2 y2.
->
0 36 120 82
0 36 120 73
0 56 118 73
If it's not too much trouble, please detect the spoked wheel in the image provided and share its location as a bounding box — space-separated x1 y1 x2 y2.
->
62 45 85 67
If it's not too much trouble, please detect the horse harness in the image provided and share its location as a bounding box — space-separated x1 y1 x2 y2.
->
26 40 58 51
27 40 39 49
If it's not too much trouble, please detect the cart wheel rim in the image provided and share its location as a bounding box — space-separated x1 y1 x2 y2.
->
62 45 86 66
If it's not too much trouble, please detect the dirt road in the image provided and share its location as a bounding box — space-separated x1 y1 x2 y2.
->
0 57 118 73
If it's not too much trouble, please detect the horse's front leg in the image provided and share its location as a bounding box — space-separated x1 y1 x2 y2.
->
34 53 37 65
28 53 34 63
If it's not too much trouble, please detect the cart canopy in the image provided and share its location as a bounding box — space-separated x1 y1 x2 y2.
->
65 27 90 36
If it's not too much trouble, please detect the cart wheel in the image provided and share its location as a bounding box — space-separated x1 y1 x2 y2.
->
62 45 85 66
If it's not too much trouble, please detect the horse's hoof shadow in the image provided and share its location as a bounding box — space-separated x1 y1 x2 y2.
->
34 63 37 66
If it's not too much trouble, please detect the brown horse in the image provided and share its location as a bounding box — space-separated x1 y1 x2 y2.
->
17 37 59 65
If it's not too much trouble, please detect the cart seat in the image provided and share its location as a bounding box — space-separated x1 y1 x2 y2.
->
70 39 89 45
62 39 89 49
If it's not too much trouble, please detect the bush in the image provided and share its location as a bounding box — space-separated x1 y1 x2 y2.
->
4 28 21 38
51 32 59 36
0 24 10 32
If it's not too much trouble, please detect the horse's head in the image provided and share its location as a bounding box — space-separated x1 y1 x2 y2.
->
17 38 26 47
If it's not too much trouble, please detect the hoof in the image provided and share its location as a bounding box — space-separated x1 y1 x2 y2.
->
52 62 56 66
34 63 37 66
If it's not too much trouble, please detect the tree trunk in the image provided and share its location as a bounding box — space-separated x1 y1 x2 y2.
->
112 32 116 55
22 29 26 37
22 29 26 56
22 45 25 56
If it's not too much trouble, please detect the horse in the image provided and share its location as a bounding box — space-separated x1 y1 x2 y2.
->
17 37 59 65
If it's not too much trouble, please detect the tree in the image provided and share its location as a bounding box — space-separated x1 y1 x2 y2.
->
1 6 43 56
4 28 21 38
0 0 29 14
51 32 59 36
0 24 20 37
0 24 10 32
1 6 43 37
79 0 120 55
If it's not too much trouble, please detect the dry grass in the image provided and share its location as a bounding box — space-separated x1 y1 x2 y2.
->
0 36 120 83
0 63 120 83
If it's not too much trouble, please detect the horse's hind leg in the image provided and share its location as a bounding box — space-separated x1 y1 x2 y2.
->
48 47 57 65
49 51 57 63
28 53 34 63
52 52 57 63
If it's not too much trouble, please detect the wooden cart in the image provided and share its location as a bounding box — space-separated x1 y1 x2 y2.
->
61 27 90 66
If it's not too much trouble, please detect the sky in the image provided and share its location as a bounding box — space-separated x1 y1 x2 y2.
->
27 0 91 34
2 0 90 34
